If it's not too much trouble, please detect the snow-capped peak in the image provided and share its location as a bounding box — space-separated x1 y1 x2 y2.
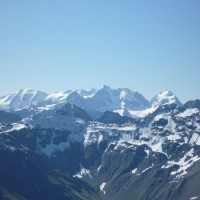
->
43 90 73 105
0 87 184 116
151 90 182 108
89 86 150 112
77 88 97 98
0 89 48 110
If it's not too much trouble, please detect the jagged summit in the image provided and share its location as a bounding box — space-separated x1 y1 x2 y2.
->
151 90 182 108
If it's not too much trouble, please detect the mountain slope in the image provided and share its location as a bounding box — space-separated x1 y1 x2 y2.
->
99 111 133 124
0 111 21 123
56 104 92 121
0 148 100 200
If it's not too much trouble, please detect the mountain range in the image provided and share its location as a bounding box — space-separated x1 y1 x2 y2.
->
0 86 199 200
0 86 181 118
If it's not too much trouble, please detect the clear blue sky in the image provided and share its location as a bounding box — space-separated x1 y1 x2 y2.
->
0 0 200 102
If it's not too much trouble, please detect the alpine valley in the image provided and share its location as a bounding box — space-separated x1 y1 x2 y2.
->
0 86 200 200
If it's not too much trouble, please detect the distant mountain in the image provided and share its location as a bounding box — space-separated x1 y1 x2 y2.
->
0 89 47 110
88 85 150 112
151 90 182 107
0 86 151 116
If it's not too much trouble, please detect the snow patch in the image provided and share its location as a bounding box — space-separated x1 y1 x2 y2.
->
131 168 138 174
73 166 92 179
154 114 164 121
129 106 157 118
142 164 154 173
44 91 72 104
190 133 200 145
167 132 181 141
190 197 199 200
5 123 27 132
97 165 102 172
176 108 199 118
165 149 200 179
100 182 106 194
145 149 150 156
